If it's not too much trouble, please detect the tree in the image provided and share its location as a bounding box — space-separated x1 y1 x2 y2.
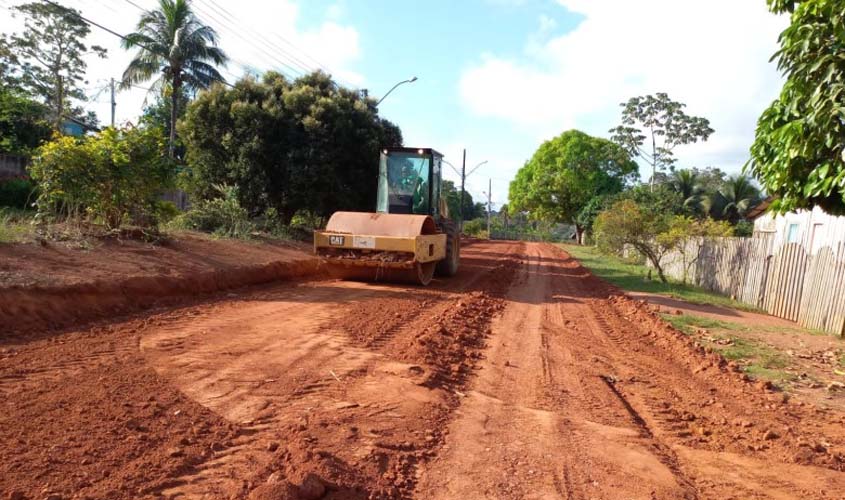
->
595 199 674 282
711 174 762 224
747 0 845 215
140 88 190 159
4 1 106 129
0 88 51 155
180 71 402 223
121 0 227 156
508 130 638 244
610 93 714 189
442 179 482 221
30 126 174 229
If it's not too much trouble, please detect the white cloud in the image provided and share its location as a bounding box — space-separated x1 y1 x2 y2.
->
0 0 363 125
459 0 788 172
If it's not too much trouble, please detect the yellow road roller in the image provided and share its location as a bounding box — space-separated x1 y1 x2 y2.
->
314 147 460 285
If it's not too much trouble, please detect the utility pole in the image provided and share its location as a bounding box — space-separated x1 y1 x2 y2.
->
459 149 466 232
110 78 116 127
487 178 492 237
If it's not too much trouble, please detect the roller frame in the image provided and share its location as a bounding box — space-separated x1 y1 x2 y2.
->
314 231 446 264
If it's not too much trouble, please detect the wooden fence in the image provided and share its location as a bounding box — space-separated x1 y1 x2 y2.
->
655 236 845 335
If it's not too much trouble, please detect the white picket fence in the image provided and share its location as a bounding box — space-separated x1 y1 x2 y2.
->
655 235 845 335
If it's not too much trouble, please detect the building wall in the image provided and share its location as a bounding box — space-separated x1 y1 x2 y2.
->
753 206 845 255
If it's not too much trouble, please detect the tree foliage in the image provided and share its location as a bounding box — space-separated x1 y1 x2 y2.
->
747 0 845 215
508 129 638 243
121 0 227 155
180 71 402 223
610 93 713 187
3 1 106 128
710 174 762 224
442 179 484 221
29 126 174 229
0 87 51 155
594 199 733 283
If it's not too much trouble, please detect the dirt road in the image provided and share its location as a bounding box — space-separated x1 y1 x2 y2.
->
3 241 845 499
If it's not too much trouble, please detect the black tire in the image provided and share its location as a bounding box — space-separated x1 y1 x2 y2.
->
436 220 460 277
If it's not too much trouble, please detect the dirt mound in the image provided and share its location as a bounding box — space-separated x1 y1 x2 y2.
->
0 233 321 336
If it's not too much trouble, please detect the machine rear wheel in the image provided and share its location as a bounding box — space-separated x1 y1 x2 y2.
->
436 220 460 277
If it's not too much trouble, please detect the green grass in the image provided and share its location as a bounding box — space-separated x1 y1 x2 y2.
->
661 313 746 335
560 243 761 312
0 208 34 243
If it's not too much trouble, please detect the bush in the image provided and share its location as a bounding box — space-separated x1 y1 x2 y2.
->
29 127 174 230
0 177 37 209
171 184 253 238
463 218 488 238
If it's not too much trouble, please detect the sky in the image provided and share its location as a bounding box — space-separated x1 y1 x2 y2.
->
0 0 789 208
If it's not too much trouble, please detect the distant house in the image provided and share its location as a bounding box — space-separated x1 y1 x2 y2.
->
749 198 845 254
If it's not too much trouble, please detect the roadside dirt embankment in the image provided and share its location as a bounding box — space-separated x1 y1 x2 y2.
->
0 233 321 335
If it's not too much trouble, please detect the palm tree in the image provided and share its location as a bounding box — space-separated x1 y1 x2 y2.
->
121 0 227 156
668 169 705 213
713 174 762 223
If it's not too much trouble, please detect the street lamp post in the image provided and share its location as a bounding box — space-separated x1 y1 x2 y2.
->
376 76 418 106
443 154 488 230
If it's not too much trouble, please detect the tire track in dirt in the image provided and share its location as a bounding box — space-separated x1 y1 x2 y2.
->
135 240 521 499
415 243 845 500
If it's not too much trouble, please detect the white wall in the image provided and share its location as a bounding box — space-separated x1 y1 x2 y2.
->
754 206 845 255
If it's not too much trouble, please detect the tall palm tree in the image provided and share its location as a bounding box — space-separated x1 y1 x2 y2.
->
714 174 762 223
668 169 704 213
121 0 227 156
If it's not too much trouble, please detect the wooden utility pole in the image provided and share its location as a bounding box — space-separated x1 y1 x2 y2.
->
459 148 466 232
487 178 492 237
110 78 116 127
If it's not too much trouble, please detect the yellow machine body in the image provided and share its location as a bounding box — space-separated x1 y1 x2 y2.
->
314 211 447 285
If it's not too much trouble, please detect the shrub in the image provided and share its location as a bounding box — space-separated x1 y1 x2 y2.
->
171 184 253 238
29 127 174 230
463 218 487 238
0 177 37 209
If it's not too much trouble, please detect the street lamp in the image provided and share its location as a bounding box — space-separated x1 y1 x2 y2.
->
376 76 418 106
443 157 488 228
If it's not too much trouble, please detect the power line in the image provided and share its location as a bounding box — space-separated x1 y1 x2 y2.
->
195 0 313 75
187 2 305 81
203 0 335 75
41 0 236 88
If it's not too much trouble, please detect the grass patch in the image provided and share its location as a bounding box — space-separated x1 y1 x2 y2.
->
560 243 760 312
661 313 746 335
0 208 34 243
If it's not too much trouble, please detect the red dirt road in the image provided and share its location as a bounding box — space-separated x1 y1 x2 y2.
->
3 241 845 499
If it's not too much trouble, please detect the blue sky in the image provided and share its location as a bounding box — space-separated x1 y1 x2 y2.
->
1 0 789 207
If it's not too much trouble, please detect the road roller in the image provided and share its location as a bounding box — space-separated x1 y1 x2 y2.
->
314 147 460 286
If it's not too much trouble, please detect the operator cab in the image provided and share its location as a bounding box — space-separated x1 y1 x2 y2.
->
376 147 443 217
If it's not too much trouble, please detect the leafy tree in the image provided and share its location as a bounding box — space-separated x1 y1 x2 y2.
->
121 0 227 156
747 0 845 215
30 126 174 229
574 195 608 243
508 129 638 244
180 71 402 223
0 88 51 155
140 87 190 159
610 93 714 189
710 174 762 224
595 199 674 282
667 169 703 210
4 1 106 129
442 179 482 221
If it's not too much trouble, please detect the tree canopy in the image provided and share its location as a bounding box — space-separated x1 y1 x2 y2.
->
747 0 845 215
0 87 51 155
121 0 227 155
508 129 638 242
2 1 106 129
180 71 402 223
610 93 713 188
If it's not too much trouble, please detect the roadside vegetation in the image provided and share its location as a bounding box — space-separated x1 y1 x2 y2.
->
560 243 756 311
